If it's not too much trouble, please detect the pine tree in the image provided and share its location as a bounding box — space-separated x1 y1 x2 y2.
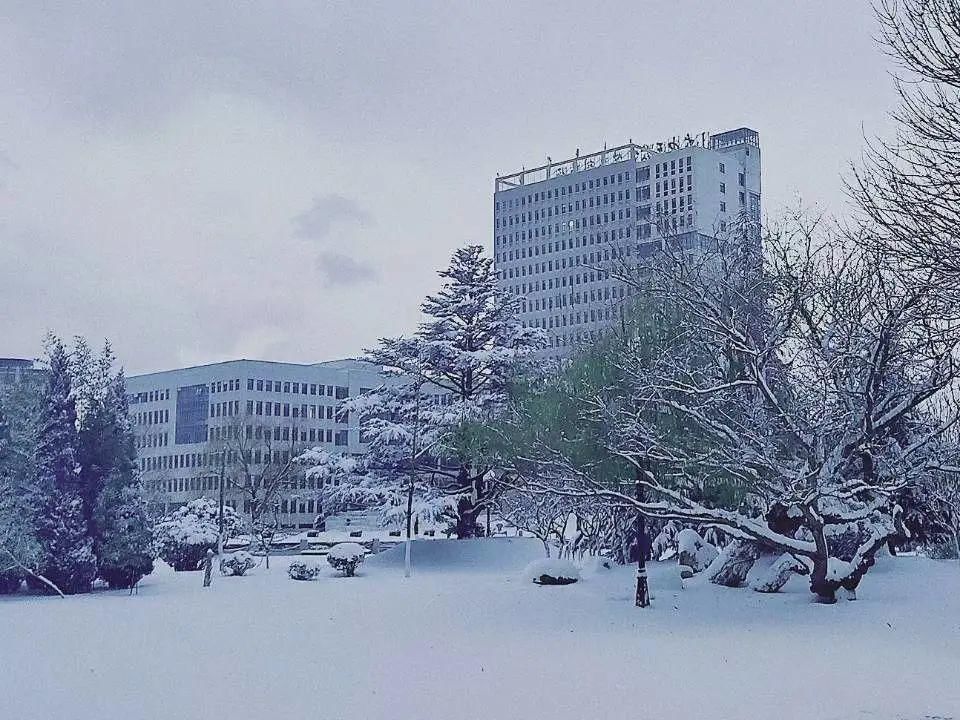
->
28 335 96 594
94 369 154 588
304 245 545 538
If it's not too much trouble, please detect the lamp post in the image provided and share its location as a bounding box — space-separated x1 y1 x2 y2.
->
635 463 650 608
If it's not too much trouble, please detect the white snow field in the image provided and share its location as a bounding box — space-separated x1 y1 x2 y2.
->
2 537 959 720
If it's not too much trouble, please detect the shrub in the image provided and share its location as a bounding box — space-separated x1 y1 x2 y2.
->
327 542 365 577
220 551 256 577
154 498 242 571
288 560 321 581
99 554 155 590
96 487 155 589
523 558 581 585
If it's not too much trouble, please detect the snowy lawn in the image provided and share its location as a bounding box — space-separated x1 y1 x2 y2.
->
2 537 959 720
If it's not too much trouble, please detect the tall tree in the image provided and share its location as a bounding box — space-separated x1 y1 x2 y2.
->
303 245 545 538
854 0 960 298
94 368 155 588
29 336 97 594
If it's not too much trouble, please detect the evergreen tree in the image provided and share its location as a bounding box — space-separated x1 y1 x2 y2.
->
29 335 96 594
0 379 43 593
303 245 545 538
26 491 96 594
94 369 154 588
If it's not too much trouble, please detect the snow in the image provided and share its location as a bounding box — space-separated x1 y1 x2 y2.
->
2 542 959 719
676 528 719 571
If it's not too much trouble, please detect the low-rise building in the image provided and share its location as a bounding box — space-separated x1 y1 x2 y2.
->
126 358 386 528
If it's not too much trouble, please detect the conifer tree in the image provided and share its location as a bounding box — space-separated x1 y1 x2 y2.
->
303 245 545 538
28 335 96 594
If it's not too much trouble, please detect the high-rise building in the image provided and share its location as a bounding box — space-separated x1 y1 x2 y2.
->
492 127 761 352
126 358 387 528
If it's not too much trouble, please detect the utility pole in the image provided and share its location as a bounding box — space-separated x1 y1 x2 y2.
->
405 382 421 579
217 448 226 559
635 462 650 608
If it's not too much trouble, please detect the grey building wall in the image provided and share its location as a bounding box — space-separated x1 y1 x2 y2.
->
126 358 387 529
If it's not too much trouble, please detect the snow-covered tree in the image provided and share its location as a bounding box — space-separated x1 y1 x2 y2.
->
302 245 545 538
74 347 156 587
511 219 960 603
29 336 97 594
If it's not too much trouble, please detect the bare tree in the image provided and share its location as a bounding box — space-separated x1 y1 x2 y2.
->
853 0 960 298
922 456 960 561
209 414 305 569
511 218 960 603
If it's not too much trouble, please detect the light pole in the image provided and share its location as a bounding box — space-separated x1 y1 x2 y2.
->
635 463 650 608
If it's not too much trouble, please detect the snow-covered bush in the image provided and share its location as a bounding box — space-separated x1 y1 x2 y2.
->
154 498 241 571
288 561 321 581
97 490 155 589
220 551 256 577
327 542 365 577
523 557 580 585
676 529 718 573
708 540 761 587
650 520 683 561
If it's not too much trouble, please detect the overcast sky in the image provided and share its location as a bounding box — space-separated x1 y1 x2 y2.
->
1 1 898 375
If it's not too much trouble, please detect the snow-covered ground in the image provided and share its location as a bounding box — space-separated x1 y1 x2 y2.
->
2 538 958 720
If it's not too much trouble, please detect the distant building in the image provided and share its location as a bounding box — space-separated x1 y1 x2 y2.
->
126 358 389 528
0 357 45 390
493 127 761 353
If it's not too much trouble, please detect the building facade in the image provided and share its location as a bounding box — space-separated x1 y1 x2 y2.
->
0 357 45 390
126 358 386 528
492 127 761 352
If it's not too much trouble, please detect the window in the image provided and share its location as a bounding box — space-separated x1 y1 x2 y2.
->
720 201 727 212
719 162 726 174
739 172 745 186
247 379 254 390
720 182 726 194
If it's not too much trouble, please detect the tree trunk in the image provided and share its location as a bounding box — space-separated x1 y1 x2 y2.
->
708 540 761 587
809 557 836 604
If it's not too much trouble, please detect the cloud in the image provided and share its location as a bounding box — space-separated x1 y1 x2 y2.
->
316 251 377 287
293 194 372 241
